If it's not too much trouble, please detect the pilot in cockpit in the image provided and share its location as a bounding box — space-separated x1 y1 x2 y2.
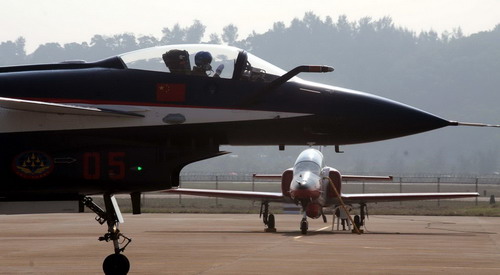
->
163 50 223 77
162 50 191 74
192 51 213 76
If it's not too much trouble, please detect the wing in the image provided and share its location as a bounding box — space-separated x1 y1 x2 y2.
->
341 175 393 181
164 188 287 203
0 97 146 117
341 192 479 204
252 174 393 182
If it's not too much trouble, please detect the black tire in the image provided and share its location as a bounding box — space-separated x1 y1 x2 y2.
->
103 253 130 275
354 215 361 229
300 220 308 235
268 214 275 229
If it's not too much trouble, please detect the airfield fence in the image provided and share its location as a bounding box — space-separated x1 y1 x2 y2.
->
154 174 500 209
176 174 500 196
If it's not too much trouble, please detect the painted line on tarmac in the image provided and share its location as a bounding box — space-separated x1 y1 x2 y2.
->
294 226 331 240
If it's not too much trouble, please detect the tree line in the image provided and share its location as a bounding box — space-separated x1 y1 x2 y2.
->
0 20 241 66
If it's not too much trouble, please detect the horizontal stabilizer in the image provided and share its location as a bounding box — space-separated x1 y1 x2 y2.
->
0 97 145 117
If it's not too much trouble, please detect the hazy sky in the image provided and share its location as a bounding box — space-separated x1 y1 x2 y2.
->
3 0 500 53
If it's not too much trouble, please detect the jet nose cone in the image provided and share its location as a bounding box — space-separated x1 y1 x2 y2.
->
371 97 449 132
321 88 452 144
296 179 308 187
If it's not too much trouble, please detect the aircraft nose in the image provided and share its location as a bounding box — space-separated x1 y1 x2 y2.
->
293 175 307 187
296 179 308 188
314 88 452 144
291 176 321 199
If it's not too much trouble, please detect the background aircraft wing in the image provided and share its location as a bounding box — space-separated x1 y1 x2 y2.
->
164 188 287 203
0 97 145 117
341 175 393 181
253 174 393 182
341 192 479 204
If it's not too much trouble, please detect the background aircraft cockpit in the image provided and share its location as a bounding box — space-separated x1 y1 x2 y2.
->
293 149 324 176
119 44 290 82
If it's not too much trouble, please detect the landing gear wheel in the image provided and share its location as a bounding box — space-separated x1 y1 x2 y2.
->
354 215 361 229
262 202 277 232
103 253 130 275
83 195 132 274
268 214 275 229
352 215 364 234
300 219 308 235
264 213 277 232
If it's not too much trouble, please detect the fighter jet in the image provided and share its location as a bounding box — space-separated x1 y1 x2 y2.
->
166 148 479 234
0 44 497 274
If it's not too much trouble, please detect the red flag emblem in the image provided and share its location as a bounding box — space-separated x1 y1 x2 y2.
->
156 83 186 102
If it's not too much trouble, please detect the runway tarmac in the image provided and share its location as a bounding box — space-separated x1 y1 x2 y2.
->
1 213 499 274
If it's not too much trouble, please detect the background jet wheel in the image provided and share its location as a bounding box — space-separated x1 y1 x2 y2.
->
267 214 275 229
103 253 130 275
300 220 308 235
354 215 361 229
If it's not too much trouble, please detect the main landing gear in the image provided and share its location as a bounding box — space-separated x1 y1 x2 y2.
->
82 195 132 275
353 203 368 232
260 202 276 232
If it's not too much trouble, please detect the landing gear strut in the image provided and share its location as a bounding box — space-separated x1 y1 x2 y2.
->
300 218 308 235
360 203 367 227
260 202 276 232
83 195 132 275
354 203 368 232
300 209 308 235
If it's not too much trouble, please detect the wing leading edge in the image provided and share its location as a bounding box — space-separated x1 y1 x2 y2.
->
0 97 145 117
164 188 287 203
165 189 479 205
341 192 479 204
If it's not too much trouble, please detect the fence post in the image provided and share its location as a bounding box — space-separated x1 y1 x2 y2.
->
475 178 479 206
178 176 182 205
215 175 219 207
251 174 255 206
437 177 441 207
399 177 403 205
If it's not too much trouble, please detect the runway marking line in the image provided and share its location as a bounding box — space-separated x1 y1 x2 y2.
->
294 226 331 240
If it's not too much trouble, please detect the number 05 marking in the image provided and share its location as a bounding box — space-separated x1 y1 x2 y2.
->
83 152 125 180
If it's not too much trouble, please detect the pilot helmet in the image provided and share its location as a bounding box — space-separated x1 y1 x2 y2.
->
194 51 212 71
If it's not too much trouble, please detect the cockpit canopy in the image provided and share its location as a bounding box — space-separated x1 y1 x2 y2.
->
293 149 324 176
119 44 289 82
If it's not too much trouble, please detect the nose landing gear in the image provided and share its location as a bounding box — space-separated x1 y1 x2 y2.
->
82 195 132 275
300 217 308 235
